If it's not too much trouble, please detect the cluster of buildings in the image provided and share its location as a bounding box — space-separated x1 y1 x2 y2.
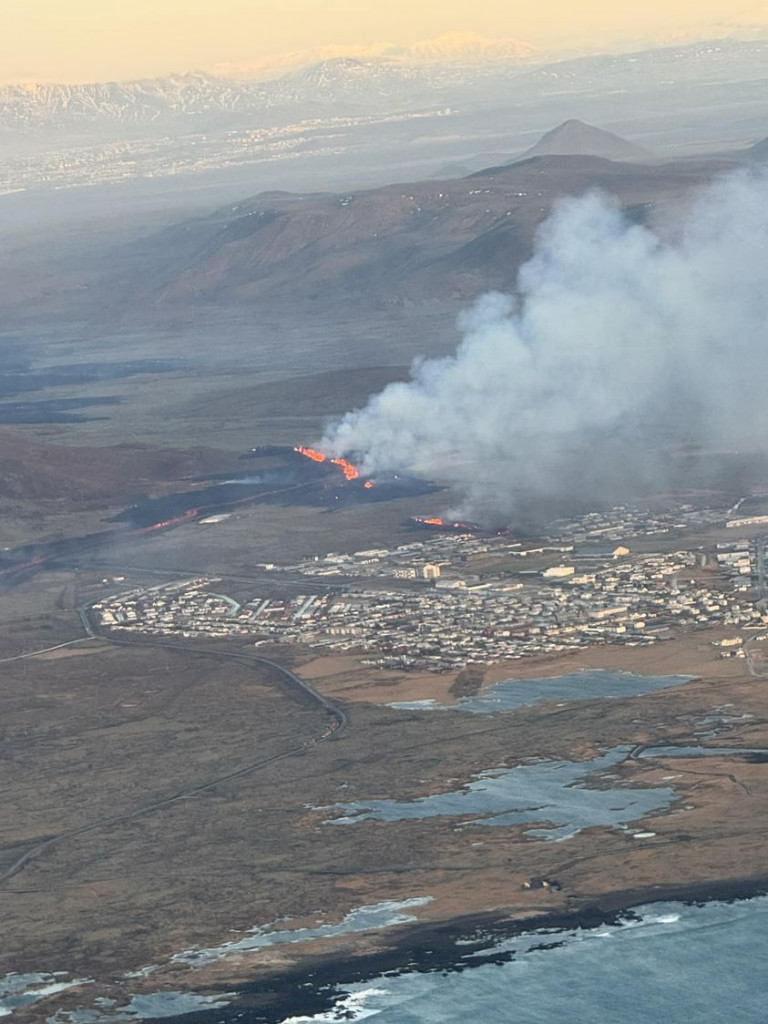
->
92 578 341 640
1 111 432 195
90 503 768 672
293 542 449 582
716 535 767 594
548 504 725 543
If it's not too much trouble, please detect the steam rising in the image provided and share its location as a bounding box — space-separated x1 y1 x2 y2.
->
323 171 768 519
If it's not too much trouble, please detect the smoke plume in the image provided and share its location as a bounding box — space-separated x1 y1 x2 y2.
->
323 171 768 520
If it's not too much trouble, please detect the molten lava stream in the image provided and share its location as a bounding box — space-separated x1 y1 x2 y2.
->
330 457 359 481
293 446 327 463
294 445 364 482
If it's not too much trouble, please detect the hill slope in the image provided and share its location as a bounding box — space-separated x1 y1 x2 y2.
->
516 120 653 162
0 431 222 504
115 155 732 311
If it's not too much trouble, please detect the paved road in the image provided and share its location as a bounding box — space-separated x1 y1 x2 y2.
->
0 638 92 665
70 560 345 592
0 606 348 886
78 603 348 730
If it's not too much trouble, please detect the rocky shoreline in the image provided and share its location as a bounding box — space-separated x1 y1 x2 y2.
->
152 874 768 1023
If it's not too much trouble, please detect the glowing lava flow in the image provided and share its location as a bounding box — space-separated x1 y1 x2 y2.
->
331 457 359 481
294 446 327 463
293 446 362 482
136 508 200 534
410 515 481 532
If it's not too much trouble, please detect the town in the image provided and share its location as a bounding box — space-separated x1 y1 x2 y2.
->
89 503 768 673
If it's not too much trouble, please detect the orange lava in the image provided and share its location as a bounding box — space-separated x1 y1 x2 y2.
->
331 457 359 481
294 446 327 463
294 445 362 482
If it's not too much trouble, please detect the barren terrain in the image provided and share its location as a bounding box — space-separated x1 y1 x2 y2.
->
1 133 767 1022
2 566 767 1022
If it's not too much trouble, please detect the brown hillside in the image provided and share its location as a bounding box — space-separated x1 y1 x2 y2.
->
0 431 225 504
148 155 735 309
516 119 653 162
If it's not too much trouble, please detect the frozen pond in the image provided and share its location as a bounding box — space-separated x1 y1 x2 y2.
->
389 671 694 714
164 899 433 969
0 973 88 1018
42 902 433 1023
47 991 234 1023
325 746 676 840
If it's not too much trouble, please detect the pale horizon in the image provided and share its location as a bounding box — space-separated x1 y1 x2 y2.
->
4 1 768 85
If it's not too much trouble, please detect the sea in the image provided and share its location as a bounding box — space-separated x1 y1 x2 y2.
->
6 895 767 1021
277 895 768 1024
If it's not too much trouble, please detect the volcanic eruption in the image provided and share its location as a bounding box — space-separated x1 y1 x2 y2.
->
321 171 768 522
410 515 511 535
294 445 361 482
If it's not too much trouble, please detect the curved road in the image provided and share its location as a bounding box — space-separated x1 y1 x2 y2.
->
78 603 348 730
0 605 348 886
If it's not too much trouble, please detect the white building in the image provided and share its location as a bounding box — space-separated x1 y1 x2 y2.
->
543 566 575 579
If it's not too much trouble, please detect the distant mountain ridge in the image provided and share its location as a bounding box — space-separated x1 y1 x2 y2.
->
0 73 248 132
393 31 535 63
0 60 456 136
516 120 653 163
2 38 768 140
215 32 538 78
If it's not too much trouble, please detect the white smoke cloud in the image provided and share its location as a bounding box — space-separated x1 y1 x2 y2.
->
323 170 768 520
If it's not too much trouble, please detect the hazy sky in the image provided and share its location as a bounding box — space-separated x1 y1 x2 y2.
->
4 0 768 83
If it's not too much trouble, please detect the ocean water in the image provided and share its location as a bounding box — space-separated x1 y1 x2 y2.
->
278 896 768 1024
36 897 768 1022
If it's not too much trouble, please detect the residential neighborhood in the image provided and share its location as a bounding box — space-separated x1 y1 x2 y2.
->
90 504 768 672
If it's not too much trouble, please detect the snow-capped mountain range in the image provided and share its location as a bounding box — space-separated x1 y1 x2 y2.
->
213 32 538 78
0 38 765 201
2 38 767 140
0 63 448 135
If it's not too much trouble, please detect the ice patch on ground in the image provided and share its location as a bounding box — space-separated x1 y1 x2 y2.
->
0 973 90 1018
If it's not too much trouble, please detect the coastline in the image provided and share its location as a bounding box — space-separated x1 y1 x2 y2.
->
5 610 767 1023
149 874 768 1023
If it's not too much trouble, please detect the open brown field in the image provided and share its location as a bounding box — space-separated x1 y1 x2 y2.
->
296 627 751 707
2 579 768 1020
